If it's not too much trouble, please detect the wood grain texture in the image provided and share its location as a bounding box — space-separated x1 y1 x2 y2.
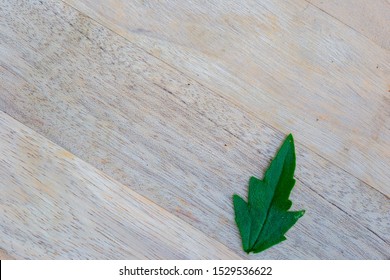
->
0 248 14 260
0 0 389 259
0 111 240 259
63 0 390 195
307 0 390 50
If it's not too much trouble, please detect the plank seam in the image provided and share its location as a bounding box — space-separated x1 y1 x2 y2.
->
48 0 390 197
304 0 390 51
305 183 389 245
0 109 242 259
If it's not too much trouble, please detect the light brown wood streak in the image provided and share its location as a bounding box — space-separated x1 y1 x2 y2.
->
0 111 240 259
62 0 390 195
0 0 389 259
0 248 14 260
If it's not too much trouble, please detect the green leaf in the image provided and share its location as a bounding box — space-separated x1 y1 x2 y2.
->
233 134 305 254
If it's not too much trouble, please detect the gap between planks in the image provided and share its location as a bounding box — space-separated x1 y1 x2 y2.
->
305 0 390 50
61 0 390 196
1 0 383 257
0 110 240 259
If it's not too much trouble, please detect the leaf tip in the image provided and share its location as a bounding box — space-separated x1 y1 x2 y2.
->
296 210 305 218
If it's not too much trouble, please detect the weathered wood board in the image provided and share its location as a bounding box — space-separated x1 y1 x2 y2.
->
0 0 389 259
0 111 240 259
63 0 390 196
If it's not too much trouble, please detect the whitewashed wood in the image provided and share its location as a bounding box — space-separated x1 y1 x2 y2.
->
0 0 389 259
0 248 14 260
63 0 390 195
0 111 240 259
307 0 390 49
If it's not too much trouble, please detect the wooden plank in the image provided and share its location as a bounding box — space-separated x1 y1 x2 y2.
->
0 111 240 259
1 0 389 259
63 0 390 195
307 0 390 50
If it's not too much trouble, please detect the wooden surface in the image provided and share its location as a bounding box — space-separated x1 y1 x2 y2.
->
0 248 14 260
0 112 238 259
63 0 390 195
308 0 390 50
0 0 389 259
